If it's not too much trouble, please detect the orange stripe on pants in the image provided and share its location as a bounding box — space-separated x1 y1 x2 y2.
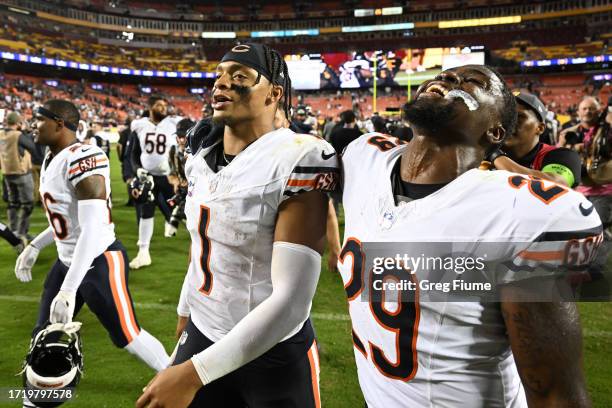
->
117 252 140 337
106 251 134 343
307 340 321 408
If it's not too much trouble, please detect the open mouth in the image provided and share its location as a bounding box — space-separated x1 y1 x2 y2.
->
425 84 448 97
212 94 233 110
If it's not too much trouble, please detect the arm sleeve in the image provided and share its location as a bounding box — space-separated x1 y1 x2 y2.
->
190 242 321 385
281 139 340 203
60 199 113 293
122 132 136 180
541 148 583 187
30 226 54 250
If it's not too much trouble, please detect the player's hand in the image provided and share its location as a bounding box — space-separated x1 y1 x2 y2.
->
15 244 40 282
137 168 150 179
327 248 340 273
49 290 76 323
176 315 188 340
136 361 201 408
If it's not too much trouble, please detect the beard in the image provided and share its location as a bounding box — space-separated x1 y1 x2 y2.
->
403 97 457 134
151 111 167 123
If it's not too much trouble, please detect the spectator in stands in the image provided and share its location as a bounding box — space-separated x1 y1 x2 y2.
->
491 92 581 188
330 109 362 154
0 112 34 239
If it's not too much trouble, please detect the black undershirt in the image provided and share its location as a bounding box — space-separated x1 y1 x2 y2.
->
204 140 236 173
391 158 448 203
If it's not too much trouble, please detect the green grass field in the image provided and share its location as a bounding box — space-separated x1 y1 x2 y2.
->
1 152 611 407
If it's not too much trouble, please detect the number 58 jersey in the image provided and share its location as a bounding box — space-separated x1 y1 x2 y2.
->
40 143 115 265
182 128 339 342
131 116 182 176
339 134 602 408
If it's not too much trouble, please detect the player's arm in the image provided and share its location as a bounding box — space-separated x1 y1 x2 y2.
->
137 190 328 408
48 172 111 323
500 295 590 407
493 155 574 187
326 198 341 272
129 131 144 177
15 226 55 282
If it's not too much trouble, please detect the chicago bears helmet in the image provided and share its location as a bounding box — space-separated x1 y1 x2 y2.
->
22 322 84 407
129 173 155 204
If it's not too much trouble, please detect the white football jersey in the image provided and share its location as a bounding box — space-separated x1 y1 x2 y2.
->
131 116 182 176
339 134 602 408
40 143 115 265
182 128 339 342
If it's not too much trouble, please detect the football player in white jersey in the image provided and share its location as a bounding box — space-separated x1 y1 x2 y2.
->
14 100 170 406
129 96 183 269
339 65 599 407
137 43 338 408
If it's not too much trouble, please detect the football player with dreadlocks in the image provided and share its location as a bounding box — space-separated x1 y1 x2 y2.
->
137 43 338 408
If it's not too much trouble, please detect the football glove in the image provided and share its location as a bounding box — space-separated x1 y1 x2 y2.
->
49 290 76 324
136 168 150 179
15 244 40 282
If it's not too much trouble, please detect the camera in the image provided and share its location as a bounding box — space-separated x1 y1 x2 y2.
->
167 187 187 227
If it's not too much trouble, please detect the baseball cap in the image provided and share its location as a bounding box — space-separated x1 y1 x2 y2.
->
7 112 21 125
514 91 547 123
296 107 307 116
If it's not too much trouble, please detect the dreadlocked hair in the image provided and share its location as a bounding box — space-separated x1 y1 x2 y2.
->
262 44 292 120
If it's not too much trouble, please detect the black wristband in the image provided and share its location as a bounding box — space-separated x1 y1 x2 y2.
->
484 148 507 165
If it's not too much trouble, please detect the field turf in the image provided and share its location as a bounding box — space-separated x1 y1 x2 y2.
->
1 151 611 407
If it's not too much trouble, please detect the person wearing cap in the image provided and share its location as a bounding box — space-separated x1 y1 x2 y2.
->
0 111 35 239
330 109 363 155
138 42 338 408
292 105 313 134
489 91 582 188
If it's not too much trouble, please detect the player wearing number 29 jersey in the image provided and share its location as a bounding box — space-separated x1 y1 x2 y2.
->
339 65 599 408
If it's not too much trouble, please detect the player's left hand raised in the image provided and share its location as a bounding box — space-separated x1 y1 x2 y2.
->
49 290 76 323
136 361 201 408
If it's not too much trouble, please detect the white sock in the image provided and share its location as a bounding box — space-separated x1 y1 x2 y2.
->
23 396 37 407
137 217 154 252
124 329 170 372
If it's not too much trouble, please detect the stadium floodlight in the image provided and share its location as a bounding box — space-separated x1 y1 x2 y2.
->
201 31 236 39
354 9 374 17
381 7 402 15
342 22 414 33
439 16 521 28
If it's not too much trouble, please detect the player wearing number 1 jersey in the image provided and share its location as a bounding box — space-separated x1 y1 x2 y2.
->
339 66 599 407
129 96 183 269
137 43 338 408
14 101 170 406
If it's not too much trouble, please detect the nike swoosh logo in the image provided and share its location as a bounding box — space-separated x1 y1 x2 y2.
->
82 147 92 152
579 202 595 216
321 151 335 160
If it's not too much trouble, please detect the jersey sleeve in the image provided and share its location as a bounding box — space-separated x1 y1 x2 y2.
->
67 144 110 188
497 193 603 284
280 137 340 202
